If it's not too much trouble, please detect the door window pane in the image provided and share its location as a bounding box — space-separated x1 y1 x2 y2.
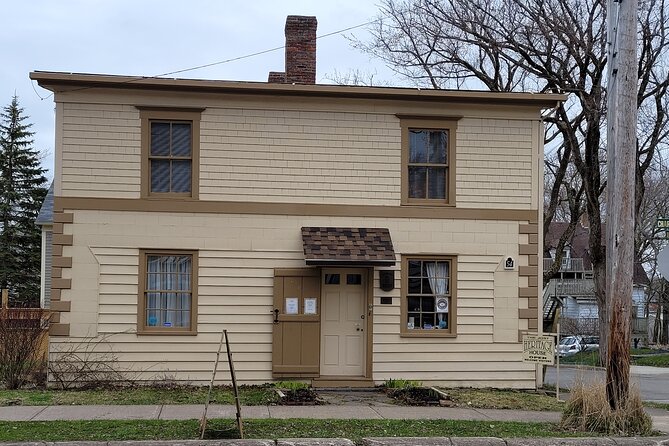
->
324 274 340 285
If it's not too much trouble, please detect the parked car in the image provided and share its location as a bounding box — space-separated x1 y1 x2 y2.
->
557 335 599 357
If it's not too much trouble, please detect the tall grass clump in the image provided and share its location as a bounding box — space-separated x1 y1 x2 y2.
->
561 379 652 436
384 378 422 389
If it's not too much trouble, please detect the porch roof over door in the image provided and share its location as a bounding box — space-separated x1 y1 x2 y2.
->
300 227 396 266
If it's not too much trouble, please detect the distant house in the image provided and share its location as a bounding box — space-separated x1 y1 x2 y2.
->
32 16 565 388
543 221 649 336
35 183 54 309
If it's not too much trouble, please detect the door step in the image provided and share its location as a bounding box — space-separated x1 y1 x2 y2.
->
312 377 375 388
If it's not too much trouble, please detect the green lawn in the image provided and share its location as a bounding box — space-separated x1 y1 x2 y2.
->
441 388 564 411
558 350 669 368
644 402 669 412
633 354 669 367
0 385 277 406
559 351 601 367
0 419 579 443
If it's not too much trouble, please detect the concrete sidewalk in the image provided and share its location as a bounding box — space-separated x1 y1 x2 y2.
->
0 404 563 423
2 403 669 435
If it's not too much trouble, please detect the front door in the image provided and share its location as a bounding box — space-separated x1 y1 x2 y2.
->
320 268 367 376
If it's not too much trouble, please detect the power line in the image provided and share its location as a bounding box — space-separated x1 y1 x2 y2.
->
31 19 377 99
156 20 375 78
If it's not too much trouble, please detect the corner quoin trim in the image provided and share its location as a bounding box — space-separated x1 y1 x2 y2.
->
50 211 73 337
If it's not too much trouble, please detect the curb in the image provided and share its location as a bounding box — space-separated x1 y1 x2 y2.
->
2 438 669 446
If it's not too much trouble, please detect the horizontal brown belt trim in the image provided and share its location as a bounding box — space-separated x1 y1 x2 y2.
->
55 197 539 221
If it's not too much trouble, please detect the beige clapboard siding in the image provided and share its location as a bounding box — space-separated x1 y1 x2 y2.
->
58 95 540 208
52 209 526 385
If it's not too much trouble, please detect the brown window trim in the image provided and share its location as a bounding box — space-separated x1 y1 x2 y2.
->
400 254 457 338
400 118 458 206
139 108 202 200
137 249 198 336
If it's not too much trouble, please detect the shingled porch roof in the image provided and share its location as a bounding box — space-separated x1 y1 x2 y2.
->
301 227 396 266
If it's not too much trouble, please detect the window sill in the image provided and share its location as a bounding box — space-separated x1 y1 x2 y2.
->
137 329 198 336
401 200 455 207
144 194 198 201
400 330 457 338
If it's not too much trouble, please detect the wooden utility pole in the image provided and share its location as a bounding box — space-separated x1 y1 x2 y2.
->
605 0 638 410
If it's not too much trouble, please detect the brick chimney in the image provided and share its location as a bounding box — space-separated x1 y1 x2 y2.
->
268 16 317 84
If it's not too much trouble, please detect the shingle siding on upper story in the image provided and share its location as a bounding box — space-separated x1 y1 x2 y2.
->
56 98 542 210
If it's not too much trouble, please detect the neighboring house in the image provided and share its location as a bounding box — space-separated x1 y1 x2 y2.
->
544 221 649 337
32 16 564 388
36 182 54 309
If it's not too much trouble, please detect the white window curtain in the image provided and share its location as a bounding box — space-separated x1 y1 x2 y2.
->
146 256 161 327
146 255 191 328
426 261 449 325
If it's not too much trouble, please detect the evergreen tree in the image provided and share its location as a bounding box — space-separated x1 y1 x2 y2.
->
0 96 48 307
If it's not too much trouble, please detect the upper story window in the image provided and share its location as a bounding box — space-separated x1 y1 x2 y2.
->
400 117 457 206
138 108 203 199
150 121 192 194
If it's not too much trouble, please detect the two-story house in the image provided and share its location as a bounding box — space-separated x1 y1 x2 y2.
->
33 16 563 388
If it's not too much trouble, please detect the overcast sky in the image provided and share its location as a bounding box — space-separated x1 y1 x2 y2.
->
1 0 398 179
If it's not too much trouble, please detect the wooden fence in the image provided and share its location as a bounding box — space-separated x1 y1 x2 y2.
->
1 289 50 360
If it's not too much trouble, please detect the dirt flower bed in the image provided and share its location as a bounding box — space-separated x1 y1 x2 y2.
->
276 387 324 405
386 387 442 406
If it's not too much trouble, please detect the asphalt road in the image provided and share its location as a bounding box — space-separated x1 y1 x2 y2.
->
544 364 669 403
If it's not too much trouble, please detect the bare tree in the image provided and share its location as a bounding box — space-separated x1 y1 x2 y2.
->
324 69 391 87
356 0 669 361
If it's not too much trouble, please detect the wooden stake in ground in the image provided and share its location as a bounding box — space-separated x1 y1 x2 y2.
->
225 330 244 438
605 0 637 410
200 330 226 439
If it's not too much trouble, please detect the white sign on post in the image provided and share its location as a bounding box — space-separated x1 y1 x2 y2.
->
522 335 555 365
658 247 669 279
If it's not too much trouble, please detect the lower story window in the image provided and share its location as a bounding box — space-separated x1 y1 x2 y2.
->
139 250 198 334
402 255 456 336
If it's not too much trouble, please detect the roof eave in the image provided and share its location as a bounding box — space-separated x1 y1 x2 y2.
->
30 71 567 108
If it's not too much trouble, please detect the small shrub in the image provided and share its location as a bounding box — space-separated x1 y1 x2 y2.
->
274 380 309 391
384 378 422 389
0 308 49 389
561 379 652 436
48 335 135 389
